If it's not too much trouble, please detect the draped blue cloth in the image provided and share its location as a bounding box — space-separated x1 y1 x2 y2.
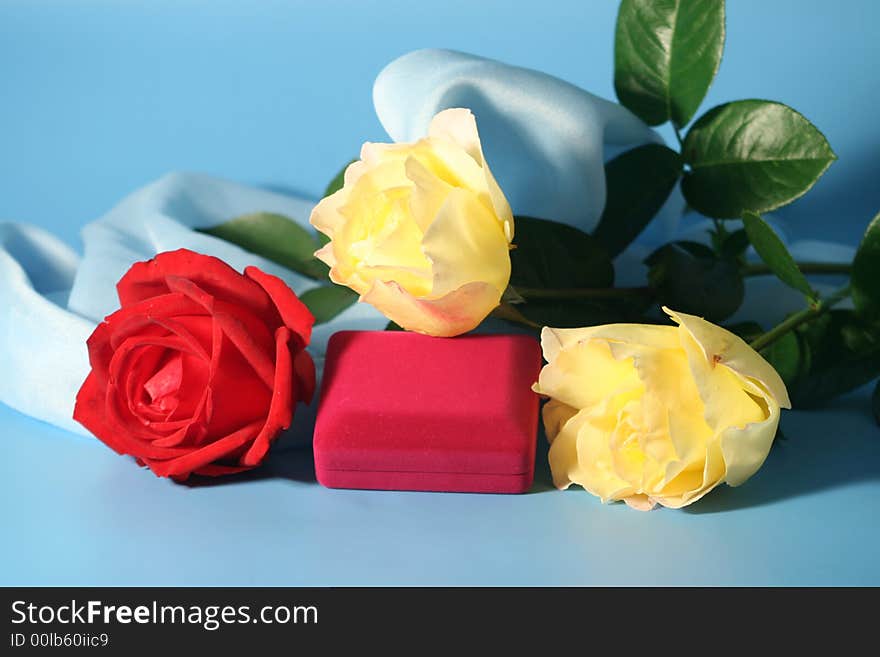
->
0 49 853 437
374 48 666 233
0 174 386 437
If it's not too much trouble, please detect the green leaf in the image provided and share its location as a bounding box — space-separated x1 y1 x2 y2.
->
323 159 356 198
490 302 541 332
851 211 880 321
732 319 810 405
614 0 725 127
385 320 404 331
493 298 644 334
509 216 617 327
742 211 815 299
298 285 358 325
873 380 880 427
759 330 803 386
646 240 743 321
708 221 748 260
516 298 651 330
788 310 880 408
199 212 328 280
593 144 683 257
511 216 614 289
681 100 836 218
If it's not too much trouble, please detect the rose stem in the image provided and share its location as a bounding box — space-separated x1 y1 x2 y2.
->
748 284 852 352
514 286 654 300
742 262 852 277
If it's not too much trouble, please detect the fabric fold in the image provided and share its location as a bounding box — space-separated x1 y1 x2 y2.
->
373 48 678 235
0 223 93 435
0 173 387 440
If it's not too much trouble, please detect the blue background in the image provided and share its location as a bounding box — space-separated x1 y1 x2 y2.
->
2 0 879 585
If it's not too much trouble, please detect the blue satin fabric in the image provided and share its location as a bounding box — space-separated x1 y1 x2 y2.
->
0 49 854 438
374 49 669 233
0 173 386 438
0 224 94 435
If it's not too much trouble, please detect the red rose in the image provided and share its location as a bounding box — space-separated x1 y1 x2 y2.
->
73 249 315 479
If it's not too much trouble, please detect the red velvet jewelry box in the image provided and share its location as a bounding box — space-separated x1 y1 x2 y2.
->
313 331 543 493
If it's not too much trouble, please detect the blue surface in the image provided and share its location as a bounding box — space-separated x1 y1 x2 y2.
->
2 0 879 585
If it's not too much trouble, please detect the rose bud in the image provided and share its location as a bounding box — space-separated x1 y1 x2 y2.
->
533 307 791 510
309 108 513 337
73 249 315 479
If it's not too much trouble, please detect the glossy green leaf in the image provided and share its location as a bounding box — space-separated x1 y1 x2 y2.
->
510 216 614 290
298 285 358 325
199 212 328 280
788 310 880 408
614 0 725 127
646 240 743 321
742 211 815 299
517 298 652 330
759 330 803 386
491 303 539 332
709 222 749 260
681 100 836 218
851 211 880 321
593 144 683 257
509 216 617 328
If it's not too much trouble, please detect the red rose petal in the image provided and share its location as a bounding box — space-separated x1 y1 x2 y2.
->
108 316 167 352
126 345 175 425
147 315 213 422
211 299 275 352
293 349 316 405
118 250 276 320
87 292 207 385
142 352 183 409
164 275 277 389
108 293 208 342
144 418 264 478
108 335 206 390
74 371 126 455
186 462 252 478
83 322 116 390
205 336 273 438
245 266 314 347
74 250 317 480
241 326 294 467
103 381 194 459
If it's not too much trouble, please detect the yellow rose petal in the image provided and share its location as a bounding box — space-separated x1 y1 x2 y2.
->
309 108 512 337
422 187 510 299
534 334 639 410
360 278 501 337
535 309 791 511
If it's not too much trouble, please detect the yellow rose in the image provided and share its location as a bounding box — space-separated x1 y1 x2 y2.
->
309 108 513 337
533 307 791 510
